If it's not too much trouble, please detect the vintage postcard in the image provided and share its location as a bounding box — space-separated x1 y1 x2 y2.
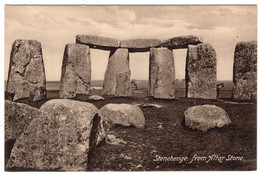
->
3 4 257 172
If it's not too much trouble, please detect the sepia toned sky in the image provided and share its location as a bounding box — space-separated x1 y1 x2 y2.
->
4 5 257 81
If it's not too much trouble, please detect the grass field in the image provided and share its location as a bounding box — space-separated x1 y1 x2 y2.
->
5 80 256 171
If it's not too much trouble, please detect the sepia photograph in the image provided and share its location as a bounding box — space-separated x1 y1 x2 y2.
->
2 3 257 172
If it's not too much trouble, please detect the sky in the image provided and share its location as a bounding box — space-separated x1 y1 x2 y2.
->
4 5 257 81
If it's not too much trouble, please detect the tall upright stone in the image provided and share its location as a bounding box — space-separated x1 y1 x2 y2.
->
102 48 130 95
115 70 132 97
6 39 46 101
232 41 257 100
148 47 175 99
186 43 217 99
59 43 91 99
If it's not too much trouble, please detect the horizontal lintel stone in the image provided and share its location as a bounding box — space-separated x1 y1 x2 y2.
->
161 35 203 49
76 35 120 50
120 39 161 52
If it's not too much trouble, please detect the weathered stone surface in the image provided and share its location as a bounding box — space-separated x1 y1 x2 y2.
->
184 105 231 132
59 43 91 99
7 99 105 171
98 104 145 130
186 43 217 99
115 70 132 97
5 100 40 142
161 35 203 49
120 39 161 52
103 48 130 95
6 39 46 101
148 47 175 99
76 35 120 50
232 41 257 100
88 95 105 101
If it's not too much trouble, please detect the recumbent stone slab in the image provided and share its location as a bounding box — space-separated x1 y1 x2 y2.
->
103 48 130 95
5 100 40 142
148 47 175 99
6 39 46 101
161 35 203 49
186 43 217 99
120 39 161 52
184 105 231 132
59 43 91 99
98 103 145 130
7 99 105 171
232 41 257 100
88 95 105 101
76 35 120 50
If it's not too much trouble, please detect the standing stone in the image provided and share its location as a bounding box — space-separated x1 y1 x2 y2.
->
59 43 91 99
103 48 130 95
115 70 132 97
7 99 105 171
232 41 257 100
6 39 46 101
186 43 217 99
148 47 175 99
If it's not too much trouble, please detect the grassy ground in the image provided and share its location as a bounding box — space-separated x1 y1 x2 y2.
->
5 88 256 171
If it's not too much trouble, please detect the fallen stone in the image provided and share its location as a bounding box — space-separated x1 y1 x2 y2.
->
6 39 46 101
232 41 257 100
120 39 161 52
115 70 132 97
186 43 217 99
88 95 105 101
5 100 40 142
98 103 145 130
161 35 203 49
59 43 91 99
7 99 105 171
184 105 231 132
148 47 175 99
76 35 120 50
140 103 162 108
157 123 163 129
103 48 130 95
106 134 127 145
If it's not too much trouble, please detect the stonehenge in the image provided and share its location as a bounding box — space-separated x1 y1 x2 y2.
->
59 43 91 99
232 41 257 100
6 39 46 101
6 35 257 101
